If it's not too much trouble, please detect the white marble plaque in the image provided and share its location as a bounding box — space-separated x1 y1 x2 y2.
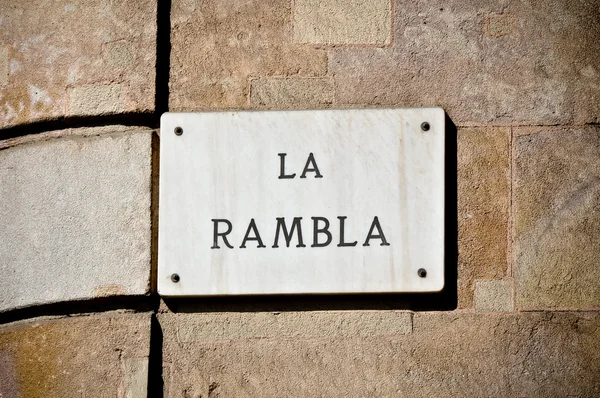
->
158 108 445 296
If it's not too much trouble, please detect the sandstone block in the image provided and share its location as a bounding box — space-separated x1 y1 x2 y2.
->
457 127 509 308
250 77 334 106
0 312 151 398
0 130 153 312
0 0 156 128
330 0 600 125
293 0 391 45
474 280 514 312
160 312 600 397
169 0 327 110
514 127 600 309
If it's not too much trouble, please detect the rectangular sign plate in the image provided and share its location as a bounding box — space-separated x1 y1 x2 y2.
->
158 108 445 296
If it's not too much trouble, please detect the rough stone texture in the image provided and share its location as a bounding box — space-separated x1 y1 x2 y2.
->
163 311 412 343
474 280 514 312
0 312 151 398
250 77 334 106
485 13 515 37
0 2 597 395
68 84 123 116
293 0 391 45
0 46 8 86
170 0 328 110
0 350 20 398
0 124 149 150
0 131 153 312
457 127 509 308
330 0 600 125
160 312 600 397
0 0 156 128
123 358 150 398
104 41 135 70
515 127 600 310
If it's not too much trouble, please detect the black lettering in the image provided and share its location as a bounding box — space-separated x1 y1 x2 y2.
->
311 217 332 247
211 219 233 249
272 217 306 248
363 216 390 246
337 216 358 247
240 218 266 248
299 152 323 178
277 153 296 179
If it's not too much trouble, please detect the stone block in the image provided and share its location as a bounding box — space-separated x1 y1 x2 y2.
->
0 130 153 312
160 311 600 397
170 0 327 110
457 127 509 308
250 77 334 106
330 0 600 125
474 280 514 312
293 0 391 45
0 0 156 128
514 127 600 309
0 312 151 398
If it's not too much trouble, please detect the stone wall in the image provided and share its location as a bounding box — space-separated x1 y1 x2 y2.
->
1 0 599 396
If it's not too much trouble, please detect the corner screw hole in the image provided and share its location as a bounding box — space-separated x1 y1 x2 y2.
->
417 268 427 278
421 122 430 131
171 273 180 283
174 126 183 136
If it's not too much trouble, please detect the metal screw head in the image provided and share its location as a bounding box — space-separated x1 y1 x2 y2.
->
421 122 430 131
417 268 427 278
174 126 183 136
170 273 180 283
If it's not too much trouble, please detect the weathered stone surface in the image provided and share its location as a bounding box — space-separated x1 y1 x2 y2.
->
485 14 515 37
250 77 334 106
123 358 150 398
170 0 328 110
160 312 600 397
293 0 391 45
474 280 514 312
0 312 151 398
0 350 19 398
162 311 412 343
0 130 153 312
0 46 8 86
0 124 148 150
103 41 135 69
515 127 600 309
457 127 509 308
330 0 600 125
0 0 156 128
68 84 123 116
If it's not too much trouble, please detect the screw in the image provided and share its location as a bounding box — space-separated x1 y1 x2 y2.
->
174 126 183 136
417 268 427 278
421 122 430 131
170 273 180 283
